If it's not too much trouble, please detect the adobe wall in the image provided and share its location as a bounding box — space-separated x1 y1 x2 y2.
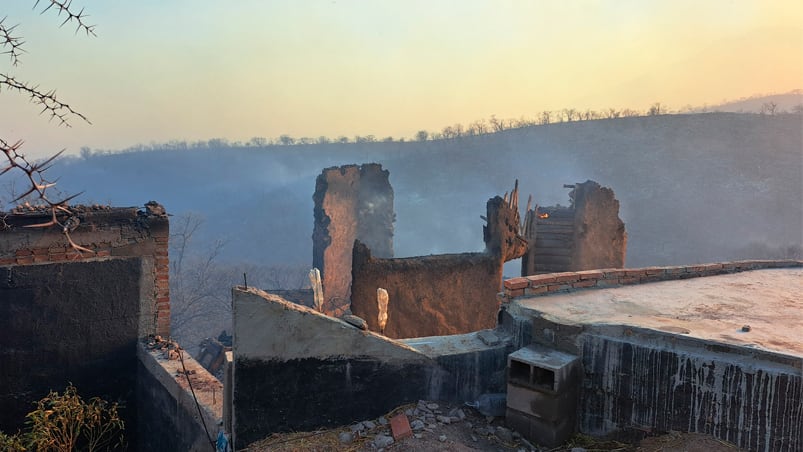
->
521 180 626 275
350 193 527 338
350 241 501 338
571 180 627 270
312 164 394 315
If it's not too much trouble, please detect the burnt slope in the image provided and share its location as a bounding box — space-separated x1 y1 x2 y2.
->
40 112 803 268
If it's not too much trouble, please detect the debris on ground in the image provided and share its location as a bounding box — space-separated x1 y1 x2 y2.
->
245 400 746 452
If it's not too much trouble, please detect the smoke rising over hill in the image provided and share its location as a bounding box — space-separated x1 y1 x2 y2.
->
9 112 801 271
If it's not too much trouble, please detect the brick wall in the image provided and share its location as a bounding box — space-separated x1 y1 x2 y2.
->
0 203 170 336
503 259 803 300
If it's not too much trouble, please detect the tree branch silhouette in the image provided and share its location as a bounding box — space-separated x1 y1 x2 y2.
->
1 1 94 253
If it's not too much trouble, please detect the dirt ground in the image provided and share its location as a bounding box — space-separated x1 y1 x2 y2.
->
245 400 744 452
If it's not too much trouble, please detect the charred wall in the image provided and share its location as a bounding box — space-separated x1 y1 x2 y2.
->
0 258 145 439
580 333 802 452
0 204 170 336
350 241 501 338
312 164 394 316
0 204 169 447
522 180 626 276
232 287 434 448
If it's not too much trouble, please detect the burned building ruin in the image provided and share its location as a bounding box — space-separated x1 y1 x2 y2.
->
312 163 394 316
521 180 627 276
2 164 799 452
350 189 528 338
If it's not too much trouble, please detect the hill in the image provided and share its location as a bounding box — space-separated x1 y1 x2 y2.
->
15 112 803 271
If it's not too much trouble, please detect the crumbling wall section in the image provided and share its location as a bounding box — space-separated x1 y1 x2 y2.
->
350 191 526 338
312 164 393 315
571 180 627 270
521 180 625 276
350 241 501 338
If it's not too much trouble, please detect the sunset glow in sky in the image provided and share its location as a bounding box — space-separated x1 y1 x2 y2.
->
1 1 801 157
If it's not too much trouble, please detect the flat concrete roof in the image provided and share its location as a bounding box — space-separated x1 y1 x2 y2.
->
511 268 802 357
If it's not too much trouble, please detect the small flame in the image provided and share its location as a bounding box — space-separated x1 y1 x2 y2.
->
538 213 549 219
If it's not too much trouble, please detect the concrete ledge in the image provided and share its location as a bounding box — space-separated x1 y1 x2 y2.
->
137 342 223 452
503 259 803 299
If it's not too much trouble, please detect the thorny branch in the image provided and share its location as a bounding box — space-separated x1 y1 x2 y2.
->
0 138 92 253
1 1 95 254
0 17 24 66
0 74 90 126
35 0 97 36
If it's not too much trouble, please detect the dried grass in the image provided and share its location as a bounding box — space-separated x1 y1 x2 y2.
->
244 403 417 452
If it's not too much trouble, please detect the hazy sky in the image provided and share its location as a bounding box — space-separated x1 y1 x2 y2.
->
1 1 801 158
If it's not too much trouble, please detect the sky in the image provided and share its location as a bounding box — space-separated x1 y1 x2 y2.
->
1 0 801 158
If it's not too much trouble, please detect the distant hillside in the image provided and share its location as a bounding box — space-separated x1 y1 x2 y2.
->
695 90 803 114
13 112 802 270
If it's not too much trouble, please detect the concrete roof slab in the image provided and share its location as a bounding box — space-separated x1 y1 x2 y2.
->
511 268 803 357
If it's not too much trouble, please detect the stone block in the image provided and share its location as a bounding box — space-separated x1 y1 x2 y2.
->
508 344 580 394
507 383 578 422
506 408 576 448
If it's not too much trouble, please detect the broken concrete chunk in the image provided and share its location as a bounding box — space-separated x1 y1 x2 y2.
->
341 314 367 330
373 434 394 448
477 329 501 346
338 432 353 444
